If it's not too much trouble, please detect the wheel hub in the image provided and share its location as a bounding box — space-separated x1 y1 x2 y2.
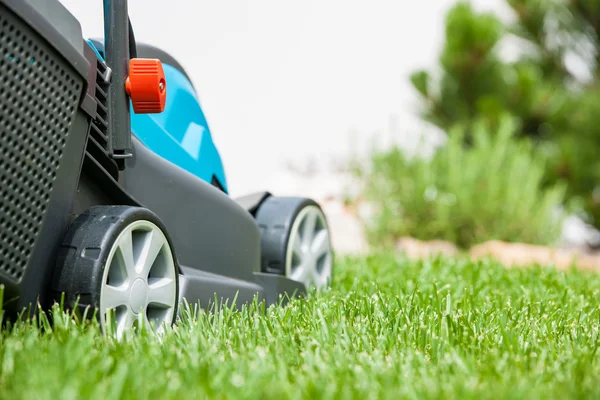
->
100 219 178 339
129 278 148 314
286 205 333 290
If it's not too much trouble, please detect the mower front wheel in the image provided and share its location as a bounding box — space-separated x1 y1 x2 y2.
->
52 206 179 339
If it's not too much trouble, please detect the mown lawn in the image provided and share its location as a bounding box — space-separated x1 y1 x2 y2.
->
1 254 600 399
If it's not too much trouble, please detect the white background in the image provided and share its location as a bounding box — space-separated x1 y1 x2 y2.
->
58 0 506 197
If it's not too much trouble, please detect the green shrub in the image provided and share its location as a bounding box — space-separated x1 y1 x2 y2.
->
410 0 600 229
357 117 567 249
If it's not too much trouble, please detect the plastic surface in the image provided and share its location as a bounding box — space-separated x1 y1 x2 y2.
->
88 40 227 193
177 268 307 312
136 43 195 88
130 64 228 193
52 206 180 327
126 58 167 114
235 192 272 216
123 135 257 280
1 0 90 79
178 266 266 310
85 41 120 180
255 197 320 275
0 2 89 314
253 272 306 307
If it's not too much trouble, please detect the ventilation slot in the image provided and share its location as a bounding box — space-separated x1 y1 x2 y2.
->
87 56 118 178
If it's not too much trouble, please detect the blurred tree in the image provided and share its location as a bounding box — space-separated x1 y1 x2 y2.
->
411 0 600 229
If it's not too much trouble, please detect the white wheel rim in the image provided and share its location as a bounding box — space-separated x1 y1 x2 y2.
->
100 220 177 339
285 205 333 290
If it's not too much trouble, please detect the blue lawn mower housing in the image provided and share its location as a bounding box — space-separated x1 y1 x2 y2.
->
0 0 334 338
131 63 229 193
88 39 229 193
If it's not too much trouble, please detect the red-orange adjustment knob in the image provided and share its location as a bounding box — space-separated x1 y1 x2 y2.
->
125 58 167 114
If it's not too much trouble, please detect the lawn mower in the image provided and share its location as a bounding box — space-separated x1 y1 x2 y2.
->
0 0 333 338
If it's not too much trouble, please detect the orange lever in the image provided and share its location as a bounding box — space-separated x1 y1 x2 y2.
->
125 58 167 114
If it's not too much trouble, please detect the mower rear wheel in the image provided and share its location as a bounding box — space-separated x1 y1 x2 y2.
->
255 197 333 290
52 206 179 339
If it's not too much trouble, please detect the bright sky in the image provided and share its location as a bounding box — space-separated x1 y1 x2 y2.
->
58 0 505 197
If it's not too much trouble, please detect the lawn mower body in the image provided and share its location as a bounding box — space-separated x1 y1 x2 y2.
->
0 0 308 319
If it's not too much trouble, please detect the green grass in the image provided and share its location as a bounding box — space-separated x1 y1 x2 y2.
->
2 254 600 399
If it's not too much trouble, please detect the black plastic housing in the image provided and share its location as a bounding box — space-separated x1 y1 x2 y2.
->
0 0 92 314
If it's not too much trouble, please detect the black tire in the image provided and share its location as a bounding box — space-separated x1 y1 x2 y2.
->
51 206 180 335
255 196 333 289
